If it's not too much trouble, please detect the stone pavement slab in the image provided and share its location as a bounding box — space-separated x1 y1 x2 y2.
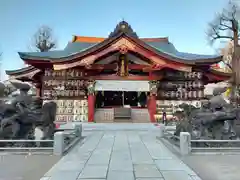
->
46 170 80 180
78 164 108 179
136 178 164 180
134 164 163 178
107 170 135 180
161 171 193 180
182 154 240 180
40 126 202 180
109 160 133 171
0 154 60 180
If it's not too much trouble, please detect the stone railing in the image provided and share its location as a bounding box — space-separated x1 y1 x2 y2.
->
158 125 240 155
0 124 82 155
53 124 82 155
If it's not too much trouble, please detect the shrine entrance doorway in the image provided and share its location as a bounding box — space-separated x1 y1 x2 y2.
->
94 80 149 108
95 91 141 108
93 80 150 123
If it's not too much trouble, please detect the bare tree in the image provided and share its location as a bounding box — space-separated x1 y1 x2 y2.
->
207 1 240 103
207 1 240 48
220 40 234 71
31 25 57 52
207 1 240 102
0 52 2 81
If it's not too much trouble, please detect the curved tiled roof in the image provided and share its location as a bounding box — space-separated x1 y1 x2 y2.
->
147 41 219 60
6 66 37 75
18 39 220 61
18 21 221 64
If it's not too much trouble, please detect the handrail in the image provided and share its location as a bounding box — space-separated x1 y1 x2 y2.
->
0 147 53 150
0 139 53 142
191 139 240 143
159 127 240 155
192 147 240 150
0 124 82 155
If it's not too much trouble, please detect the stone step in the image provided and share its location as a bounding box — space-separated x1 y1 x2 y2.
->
114 108 131 118
94 108 151 123
114 118 132 123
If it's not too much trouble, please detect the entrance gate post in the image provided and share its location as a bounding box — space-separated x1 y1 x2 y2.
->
87 80 96 122
148 81 158 123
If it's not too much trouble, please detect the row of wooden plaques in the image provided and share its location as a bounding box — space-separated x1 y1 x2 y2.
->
158 90 204 99
43 79 87 87
43 90 86 98
57 107 88 115
44 69 85 77
158 81 204 90
165 71 203 80
55 114 88 122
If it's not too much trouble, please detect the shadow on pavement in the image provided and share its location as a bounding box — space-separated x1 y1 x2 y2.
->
181 154 240 180
0 154 60 180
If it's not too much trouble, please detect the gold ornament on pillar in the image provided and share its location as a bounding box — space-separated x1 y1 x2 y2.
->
149 80 158 96
118 54 129 77
87 80 96 95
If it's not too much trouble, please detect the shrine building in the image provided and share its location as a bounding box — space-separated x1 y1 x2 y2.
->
6 21 231 123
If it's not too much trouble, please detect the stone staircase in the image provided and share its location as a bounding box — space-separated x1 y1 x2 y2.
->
94 108 114 123
94 108 151 123
131 109 151 123
114 107 131 118
113 107 131 123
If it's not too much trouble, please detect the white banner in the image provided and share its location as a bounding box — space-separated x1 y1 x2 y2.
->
95 80 149 92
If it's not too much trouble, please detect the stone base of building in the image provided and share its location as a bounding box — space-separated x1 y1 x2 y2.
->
94 108 151 123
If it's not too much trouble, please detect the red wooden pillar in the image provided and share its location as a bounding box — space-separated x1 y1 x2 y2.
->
88 94 95 122
148 95 157 123
36 89 40 97
87 80 96 123
148 80 158 123
34 82 41 97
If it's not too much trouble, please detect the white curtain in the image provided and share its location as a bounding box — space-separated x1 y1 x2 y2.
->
95 80 150 91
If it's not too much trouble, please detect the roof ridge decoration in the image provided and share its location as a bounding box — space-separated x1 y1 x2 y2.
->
108 21 138 38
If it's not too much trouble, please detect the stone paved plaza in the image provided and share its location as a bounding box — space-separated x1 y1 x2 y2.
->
41 124 201 180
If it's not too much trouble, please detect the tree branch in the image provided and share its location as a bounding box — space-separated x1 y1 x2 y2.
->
207 1 240 46
31 25 57 52
222 61 233 70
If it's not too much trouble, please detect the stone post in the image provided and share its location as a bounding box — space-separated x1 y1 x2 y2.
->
74 124 82 137
53 131 65 156
159 124 165 138
180 132 191 155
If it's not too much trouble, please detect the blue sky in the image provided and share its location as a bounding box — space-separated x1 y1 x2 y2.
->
0 0 227 80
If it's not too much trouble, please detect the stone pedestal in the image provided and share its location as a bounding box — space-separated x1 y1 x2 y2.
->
159 124 165 138
180 132 191 155
53 132 64 156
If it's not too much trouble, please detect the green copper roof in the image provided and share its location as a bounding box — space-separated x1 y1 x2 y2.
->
18 21 220 62
18 40 219 61
147 41 219 60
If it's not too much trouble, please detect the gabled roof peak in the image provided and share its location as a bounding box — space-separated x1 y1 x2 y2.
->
108 21 138 38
